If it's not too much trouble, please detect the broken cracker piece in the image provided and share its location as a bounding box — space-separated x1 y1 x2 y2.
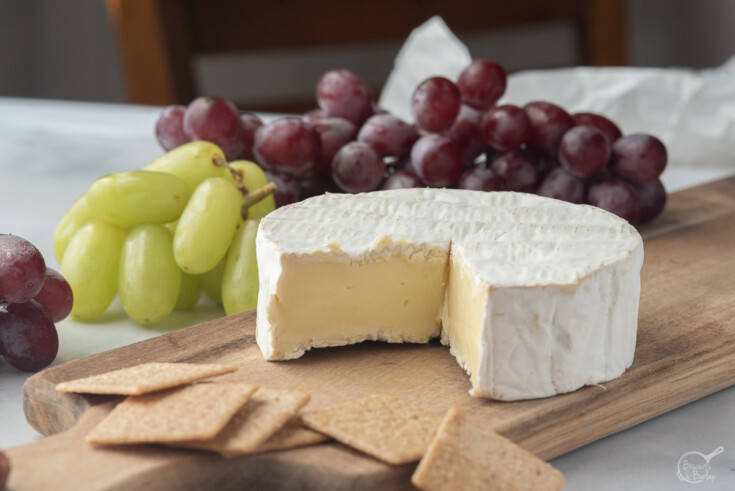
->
56 362 237 395
300 393 441 465
178 388 311 456
411 408 565 491
85 382 257 445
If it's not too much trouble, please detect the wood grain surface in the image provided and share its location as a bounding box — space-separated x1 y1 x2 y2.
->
6 177 735 490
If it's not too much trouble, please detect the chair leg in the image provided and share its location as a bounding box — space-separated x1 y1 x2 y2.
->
579 0 627 66
106 0 196 105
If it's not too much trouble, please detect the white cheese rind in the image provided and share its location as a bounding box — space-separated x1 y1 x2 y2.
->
474 247 642 400
255 189 643 401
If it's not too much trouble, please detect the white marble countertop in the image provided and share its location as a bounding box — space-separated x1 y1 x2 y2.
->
0 97 734 489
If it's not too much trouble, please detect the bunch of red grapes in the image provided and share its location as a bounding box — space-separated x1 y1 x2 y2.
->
0 235 73 372
156 59 667 224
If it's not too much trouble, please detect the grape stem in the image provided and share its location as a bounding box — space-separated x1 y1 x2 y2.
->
212 156 277 219
213 156 243 185
241 183 277 219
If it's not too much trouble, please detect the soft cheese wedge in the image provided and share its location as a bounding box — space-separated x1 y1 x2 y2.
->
256 189 643 400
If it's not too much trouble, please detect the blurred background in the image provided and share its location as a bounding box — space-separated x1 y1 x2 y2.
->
0 0 734 113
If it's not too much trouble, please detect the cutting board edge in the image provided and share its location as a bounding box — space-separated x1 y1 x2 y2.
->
20 311 257 437
23 371 102 437
23 331 735 451
515 351 735 460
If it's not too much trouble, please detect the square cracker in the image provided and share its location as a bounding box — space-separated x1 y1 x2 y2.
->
85 382 257 445
300 394 441 465
411 408 565 491
56 362 237 395
255 420 330 453
177 388 311 456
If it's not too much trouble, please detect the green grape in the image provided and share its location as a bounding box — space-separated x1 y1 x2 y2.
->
145 141 229 192
228 160 276 218
60 220 126 321
222 218 260 315
165 220 178 235
200 258 225 306
174 177 242 274
86 170 191 228
175 272 200 310
119 224 181 325
54 194 96 263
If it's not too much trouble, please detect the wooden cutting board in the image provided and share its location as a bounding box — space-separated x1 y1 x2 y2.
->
7 177 735 490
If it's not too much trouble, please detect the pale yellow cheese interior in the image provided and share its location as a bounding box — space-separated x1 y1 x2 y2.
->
257 189 643 400
267 245 449 356
441 250 486 388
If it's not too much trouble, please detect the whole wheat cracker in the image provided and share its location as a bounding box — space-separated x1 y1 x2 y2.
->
177 388 311 456
411 408 565 491
56 362 237 395
85 382 257 445
300 393 441 465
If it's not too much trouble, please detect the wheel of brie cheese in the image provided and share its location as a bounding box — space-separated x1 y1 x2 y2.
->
255 189 644 401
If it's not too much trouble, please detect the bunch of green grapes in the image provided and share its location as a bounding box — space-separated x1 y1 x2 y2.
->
54 141 275 325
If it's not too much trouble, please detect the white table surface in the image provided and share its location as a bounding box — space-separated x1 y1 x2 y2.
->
1 97 734 489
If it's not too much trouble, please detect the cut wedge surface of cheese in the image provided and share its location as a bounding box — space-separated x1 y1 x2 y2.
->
255 189 643 401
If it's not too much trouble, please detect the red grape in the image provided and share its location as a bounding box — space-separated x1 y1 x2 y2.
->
445 105 486 166
264 171 300 208
381 170 425 190
534 156 560 180
253 117 321 178
558 125 611 178
316 69 373 126
610 134 667 184
489 150 540 193
358 114 416 158
481 104 532 152
313 117 357 174
331 142 385 193
537 167 587 204
456 59 507 110
634 178 667 223
457 168 506 191
572 112 622 144
155 105 188 151
32 268 73 323
302 108 326 125
146 60 668 224
0 235 46 304
0 300 58 372
238 112 263 161
411 77 461 133
587 176 639 223
410 134 463 187
523 101 574 156
183 96 245 161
